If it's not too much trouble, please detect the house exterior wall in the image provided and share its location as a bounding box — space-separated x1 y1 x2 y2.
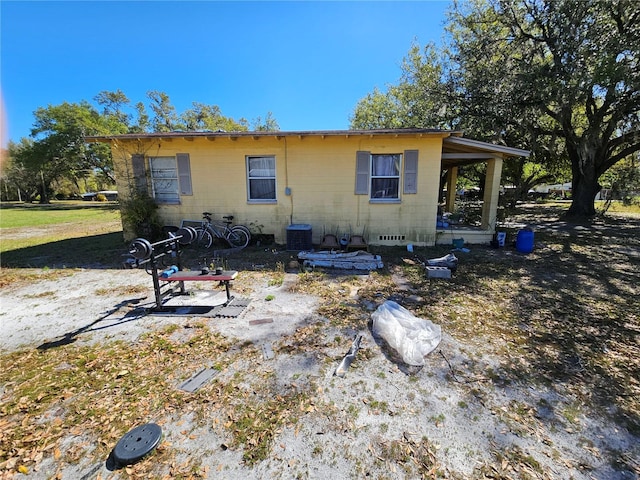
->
111 134 445 246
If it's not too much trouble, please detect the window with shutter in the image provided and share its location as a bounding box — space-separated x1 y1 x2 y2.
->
149 156 180 204
370 154 401 200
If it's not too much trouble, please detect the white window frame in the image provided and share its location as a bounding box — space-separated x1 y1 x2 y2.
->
150 156 180 204
370 153 402 202
246 155 277 203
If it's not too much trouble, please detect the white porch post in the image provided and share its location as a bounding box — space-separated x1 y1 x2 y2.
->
445 166 458 212
481 157 503 230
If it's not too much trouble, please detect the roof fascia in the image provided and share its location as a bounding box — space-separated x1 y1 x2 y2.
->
85 128 460 143
443 136 530 157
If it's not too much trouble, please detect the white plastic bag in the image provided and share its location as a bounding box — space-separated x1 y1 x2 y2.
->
371 301 441 366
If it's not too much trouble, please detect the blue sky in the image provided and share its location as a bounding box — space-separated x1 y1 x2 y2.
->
1 1 451 146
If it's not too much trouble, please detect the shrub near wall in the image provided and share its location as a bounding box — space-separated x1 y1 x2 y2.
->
119 193 162 240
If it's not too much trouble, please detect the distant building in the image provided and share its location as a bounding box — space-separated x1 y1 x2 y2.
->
81 190 118 201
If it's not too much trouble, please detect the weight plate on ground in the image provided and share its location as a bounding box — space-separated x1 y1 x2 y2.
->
175 226 196 245
113 422 162 465
129 238 153 260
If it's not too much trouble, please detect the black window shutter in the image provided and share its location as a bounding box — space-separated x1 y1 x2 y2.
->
355 151 370 195
177 153 193 195
131 154 148 193
403 150 418 194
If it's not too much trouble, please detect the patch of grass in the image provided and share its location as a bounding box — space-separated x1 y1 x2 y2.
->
346 403 360 419
560 402 583 426
317 300 367 329
478 444 547 478
94 284 147 296
364 396 389 414
374 434 442 478
0 201 119 229
0 325 235 477
0 202 124 268
227 386 313 465
430 413 446 425
595 199 640 216
1 202 639 476
277 322 328 356
266 261 286 287
0 269 76 290
22 290 57 299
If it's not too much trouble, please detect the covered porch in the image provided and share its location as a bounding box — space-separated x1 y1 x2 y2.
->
436 136 530 245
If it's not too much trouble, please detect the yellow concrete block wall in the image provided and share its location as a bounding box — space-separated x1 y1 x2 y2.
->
111 133 445 246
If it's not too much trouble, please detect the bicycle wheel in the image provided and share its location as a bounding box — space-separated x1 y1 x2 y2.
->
195 227 213 249
234 225 252 243
226 226 250 248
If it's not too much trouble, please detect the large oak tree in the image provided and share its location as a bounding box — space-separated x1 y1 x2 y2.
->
465 0 640 217
352 0 640 217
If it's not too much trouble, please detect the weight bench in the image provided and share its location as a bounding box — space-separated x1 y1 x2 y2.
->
160 270 238 304
126 232 245 316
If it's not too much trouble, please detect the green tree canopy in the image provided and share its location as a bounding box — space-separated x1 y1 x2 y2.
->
179 102 249 132
464 0 640 217
3 90 280 201
352 0 640 217
25 101 117 202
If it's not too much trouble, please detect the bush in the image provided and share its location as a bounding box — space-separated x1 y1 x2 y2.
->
95 193 108 202
119 193 163 240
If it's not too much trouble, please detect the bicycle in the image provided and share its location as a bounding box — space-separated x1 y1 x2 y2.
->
212 212 252 240
187 212 251 249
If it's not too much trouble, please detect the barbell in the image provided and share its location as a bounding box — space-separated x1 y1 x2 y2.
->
129 226 197 260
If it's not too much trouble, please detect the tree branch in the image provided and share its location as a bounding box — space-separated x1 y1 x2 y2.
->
606 141 640 168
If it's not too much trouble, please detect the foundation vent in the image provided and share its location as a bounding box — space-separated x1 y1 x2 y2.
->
378 235 406 241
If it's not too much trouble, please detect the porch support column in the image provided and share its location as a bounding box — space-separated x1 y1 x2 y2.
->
481 156 503 230
445 167 458 212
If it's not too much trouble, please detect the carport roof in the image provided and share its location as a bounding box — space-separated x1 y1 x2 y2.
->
442 136 530 168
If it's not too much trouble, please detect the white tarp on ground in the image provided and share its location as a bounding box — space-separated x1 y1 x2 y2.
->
371 301 442 366
298 250 384 270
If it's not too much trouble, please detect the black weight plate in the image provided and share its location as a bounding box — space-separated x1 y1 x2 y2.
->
130 238 152 260
185 226 197 244
113 422 162 465
175 226 196 245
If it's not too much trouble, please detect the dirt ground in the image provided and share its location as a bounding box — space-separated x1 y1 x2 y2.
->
1 205 639 479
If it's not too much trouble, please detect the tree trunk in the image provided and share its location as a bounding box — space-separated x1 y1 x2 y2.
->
38 179 51 204
565 144 601 218
567 179 600 217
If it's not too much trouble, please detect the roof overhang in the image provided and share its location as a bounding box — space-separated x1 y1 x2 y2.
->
442 136 530 168
84 128 459 143
85 128 529 169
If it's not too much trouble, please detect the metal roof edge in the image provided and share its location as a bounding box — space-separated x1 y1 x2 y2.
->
443 136 530 157
85 128 461 142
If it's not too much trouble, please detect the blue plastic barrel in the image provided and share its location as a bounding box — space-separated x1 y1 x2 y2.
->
516 230 534 253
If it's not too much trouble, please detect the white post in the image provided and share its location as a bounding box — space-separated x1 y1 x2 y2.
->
481 157 503 230
445 167 458 212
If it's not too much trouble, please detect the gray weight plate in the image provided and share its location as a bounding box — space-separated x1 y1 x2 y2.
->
113 422 162 465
